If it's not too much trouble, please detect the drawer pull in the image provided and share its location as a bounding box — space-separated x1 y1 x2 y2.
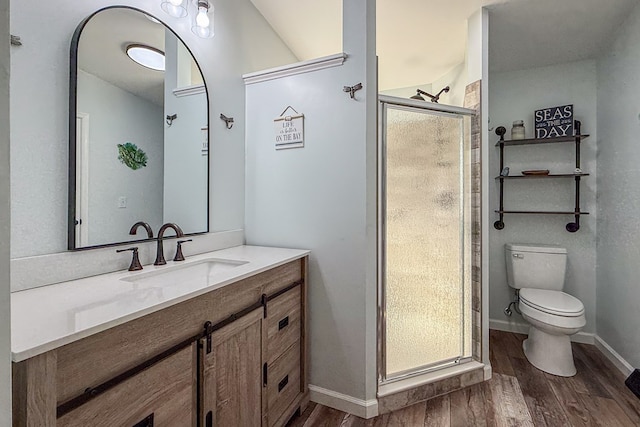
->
278 375 289 392
278 316 290 330
133 413 154 427
206 411 212 427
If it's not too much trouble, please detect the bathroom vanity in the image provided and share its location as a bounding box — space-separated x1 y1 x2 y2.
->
11 246 309 427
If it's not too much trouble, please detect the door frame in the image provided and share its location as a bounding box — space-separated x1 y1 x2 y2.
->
377 95 476 384
75 112 90 247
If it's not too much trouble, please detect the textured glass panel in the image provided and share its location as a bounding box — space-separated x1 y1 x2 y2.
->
384 106 471 377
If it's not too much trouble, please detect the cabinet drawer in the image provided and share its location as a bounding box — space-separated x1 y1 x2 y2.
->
267 341 301 427
267 285 301 364
58 344 195 427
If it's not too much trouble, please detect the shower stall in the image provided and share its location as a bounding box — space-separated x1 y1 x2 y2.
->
378 95 476 384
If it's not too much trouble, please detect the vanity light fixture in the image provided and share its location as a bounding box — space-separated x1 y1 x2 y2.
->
192 0 214 39
126 44 166 71
161 0 188 18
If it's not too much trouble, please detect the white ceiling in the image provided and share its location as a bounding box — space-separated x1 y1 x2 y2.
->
376 0 505 90
488 0 638 73
250 0 638 91
78 1 639 102
79 8 166 106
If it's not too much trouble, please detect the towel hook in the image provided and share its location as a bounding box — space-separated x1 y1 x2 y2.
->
166 114 177 126
220 113 234 129
343 83 363 100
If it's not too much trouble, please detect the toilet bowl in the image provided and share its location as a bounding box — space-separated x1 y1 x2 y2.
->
505 243 586 377
518 288 586 376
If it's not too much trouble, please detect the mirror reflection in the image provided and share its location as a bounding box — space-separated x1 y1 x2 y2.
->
69 7 209 250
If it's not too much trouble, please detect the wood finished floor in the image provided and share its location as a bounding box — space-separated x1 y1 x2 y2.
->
287 330 640 426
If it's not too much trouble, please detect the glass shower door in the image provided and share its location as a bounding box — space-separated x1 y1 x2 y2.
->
380 100 472 381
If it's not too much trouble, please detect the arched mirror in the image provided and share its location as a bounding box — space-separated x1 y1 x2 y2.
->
68 7 209 250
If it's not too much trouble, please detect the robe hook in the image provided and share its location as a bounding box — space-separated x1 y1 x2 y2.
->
220 113 234 129
343 83 363 100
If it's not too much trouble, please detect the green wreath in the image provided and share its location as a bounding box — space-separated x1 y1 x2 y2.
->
117 142 148 170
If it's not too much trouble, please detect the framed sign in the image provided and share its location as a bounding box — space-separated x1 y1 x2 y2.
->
201 126 208 155
534 104 574 138
274 106 304 150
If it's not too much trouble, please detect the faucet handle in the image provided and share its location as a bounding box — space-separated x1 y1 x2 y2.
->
116 247 143 271
173 239 192 262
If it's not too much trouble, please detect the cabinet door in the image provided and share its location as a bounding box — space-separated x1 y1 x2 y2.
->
200 308 263 427
58 344 196 427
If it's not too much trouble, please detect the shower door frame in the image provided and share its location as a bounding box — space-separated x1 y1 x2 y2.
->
377 95 476 385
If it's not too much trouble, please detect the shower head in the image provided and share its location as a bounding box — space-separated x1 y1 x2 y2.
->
410 86 450 103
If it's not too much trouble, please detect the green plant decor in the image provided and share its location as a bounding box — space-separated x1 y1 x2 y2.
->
117 142 148 170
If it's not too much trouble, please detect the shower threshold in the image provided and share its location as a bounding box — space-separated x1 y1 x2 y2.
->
378 360 485 398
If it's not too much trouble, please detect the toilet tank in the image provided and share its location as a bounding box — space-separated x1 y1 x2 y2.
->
505 243 567 290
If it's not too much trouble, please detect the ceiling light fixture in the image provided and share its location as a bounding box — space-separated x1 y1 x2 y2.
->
144 13 162 24
192 0 214 39
126 44 166 71
161 0 188 18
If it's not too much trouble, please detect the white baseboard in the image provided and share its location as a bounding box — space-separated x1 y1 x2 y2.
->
484 363 493 381
594 335 634 377
489 319 595 344
309 385 378 419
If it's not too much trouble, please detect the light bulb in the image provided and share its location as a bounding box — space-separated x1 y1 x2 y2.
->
169 0 183 6
196 7 209 28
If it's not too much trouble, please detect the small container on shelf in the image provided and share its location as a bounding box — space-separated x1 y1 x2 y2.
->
511 120 526 140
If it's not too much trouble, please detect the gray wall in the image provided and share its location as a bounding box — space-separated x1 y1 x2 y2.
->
77 70 164 245
10 0 297 259
163 34 208 234
0 0 11 422
488 60 598 333
596 1 640 368
245 0 378 403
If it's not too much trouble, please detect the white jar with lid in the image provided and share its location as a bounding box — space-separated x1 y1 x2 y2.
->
511 120 525 140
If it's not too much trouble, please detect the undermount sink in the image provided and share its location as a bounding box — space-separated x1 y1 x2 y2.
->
120 258 248 287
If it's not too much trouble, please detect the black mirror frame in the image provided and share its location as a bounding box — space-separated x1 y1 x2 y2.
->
68 5 210 251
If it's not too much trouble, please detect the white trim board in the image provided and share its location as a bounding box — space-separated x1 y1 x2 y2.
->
594 335 634 377
172 84 205 97
242 53 347 85
489 319 595 344
309 385 378 419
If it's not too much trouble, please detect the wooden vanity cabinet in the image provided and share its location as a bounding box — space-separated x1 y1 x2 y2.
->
12 257 308 427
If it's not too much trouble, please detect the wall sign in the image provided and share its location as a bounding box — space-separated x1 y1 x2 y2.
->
534 104 574 138
201 126 208 155
274 106 304 150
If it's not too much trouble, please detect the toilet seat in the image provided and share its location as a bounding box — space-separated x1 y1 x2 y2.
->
519 289 586 331
519 288 584 317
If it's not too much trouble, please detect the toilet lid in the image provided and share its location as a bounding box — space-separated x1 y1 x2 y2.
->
519 288 584 317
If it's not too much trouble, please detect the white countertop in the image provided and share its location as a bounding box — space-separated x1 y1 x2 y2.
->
11 245 309 362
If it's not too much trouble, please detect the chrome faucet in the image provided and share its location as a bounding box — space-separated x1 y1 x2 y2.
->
129 221 154 239
154 223 184 265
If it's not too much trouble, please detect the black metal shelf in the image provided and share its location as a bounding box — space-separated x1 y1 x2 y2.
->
495 210 589 215
495 134 590 146
494 120 587 233
494 173 590 180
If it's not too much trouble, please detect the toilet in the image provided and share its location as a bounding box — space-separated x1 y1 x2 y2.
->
505 243 586 377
